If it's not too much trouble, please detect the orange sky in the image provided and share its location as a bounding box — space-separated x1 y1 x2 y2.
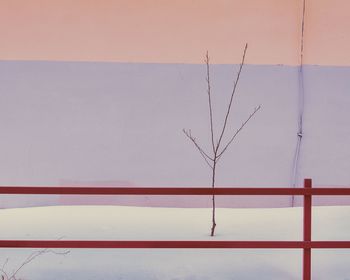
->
0 0 348 65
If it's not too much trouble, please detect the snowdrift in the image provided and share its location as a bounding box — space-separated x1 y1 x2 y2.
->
0 205 349 279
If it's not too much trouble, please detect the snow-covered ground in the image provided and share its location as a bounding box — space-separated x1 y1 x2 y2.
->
0 205 349 279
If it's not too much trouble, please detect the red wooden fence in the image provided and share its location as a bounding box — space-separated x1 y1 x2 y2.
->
1 178 350 280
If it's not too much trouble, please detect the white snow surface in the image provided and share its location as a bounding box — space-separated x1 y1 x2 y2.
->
0 205 349 280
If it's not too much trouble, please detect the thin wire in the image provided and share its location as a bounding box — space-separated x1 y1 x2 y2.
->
291 0 306 207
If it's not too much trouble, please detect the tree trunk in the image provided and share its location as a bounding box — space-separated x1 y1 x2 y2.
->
210 162 217 236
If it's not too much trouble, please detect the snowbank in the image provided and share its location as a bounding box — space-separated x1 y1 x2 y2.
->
0 205 349 279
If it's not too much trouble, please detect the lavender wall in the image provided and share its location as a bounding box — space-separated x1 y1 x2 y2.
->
0 61 349 208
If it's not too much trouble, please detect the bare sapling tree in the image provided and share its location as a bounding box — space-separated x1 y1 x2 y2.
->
183 44 261 236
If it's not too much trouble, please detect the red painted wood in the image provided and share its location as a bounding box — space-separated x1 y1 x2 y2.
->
310 241 350 248
0 186 350 195
0 240 349 249
1 178 350 279
303 179 312 280
0 240 303 249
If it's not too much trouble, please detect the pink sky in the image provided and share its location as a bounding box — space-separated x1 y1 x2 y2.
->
0 0 348 65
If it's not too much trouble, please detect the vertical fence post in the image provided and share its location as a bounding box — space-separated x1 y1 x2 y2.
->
303 178 312 280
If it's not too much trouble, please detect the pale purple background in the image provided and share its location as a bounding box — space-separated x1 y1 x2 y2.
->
0 61 349 208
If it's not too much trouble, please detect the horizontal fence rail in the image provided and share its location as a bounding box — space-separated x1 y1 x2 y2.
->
1 186 350 195
1 178 350 280
1 240 350 249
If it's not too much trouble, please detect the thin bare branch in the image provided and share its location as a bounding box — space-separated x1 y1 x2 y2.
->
183 129 214 169
1 259 8 272
183 129 213 161
0 259 9 280
217 105 261 160
205 52 216 154
215 43 248 152
0 270 9 280
10 248 70 280
1 236 70 280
